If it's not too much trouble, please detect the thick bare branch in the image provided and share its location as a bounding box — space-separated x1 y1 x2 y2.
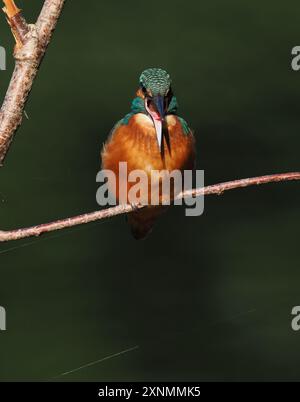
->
0 0 66 166
0 172 298 242
36 0 66 48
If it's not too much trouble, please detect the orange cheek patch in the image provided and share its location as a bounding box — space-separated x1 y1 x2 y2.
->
134 113 154 127
166 115 177 126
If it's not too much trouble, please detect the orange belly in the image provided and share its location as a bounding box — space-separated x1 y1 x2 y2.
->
101 113 196 205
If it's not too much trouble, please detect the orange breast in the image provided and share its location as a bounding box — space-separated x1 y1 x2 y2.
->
101 113 196 204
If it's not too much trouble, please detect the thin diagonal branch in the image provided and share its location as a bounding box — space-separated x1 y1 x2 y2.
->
0 172 299 242
0 0 66 166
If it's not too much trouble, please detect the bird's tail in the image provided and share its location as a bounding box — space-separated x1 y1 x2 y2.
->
127 206 167 240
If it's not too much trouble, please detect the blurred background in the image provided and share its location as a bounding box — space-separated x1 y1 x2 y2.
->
0 0 299 381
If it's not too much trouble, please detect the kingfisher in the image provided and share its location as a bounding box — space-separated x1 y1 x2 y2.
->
101 68 196 239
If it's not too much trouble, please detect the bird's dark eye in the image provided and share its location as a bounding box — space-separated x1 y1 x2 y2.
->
167 87 173 99
141 85 153 99
166 87 173 104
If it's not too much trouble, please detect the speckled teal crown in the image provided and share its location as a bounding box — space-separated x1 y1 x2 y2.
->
139 68 171 96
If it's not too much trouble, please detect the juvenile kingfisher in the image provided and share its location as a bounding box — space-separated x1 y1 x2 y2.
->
101 68 196 239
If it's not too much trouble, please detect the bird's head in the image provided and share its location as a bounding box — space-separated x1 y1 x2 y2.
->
139 68 172 149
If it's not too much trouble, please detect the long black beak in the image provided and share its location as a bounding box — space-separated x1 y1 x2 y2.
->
144 95 166 150
152 95 165 150
153 95 165 121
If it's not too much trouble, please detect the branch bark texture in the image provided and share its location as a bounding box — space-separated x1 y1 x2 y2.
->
0 0 66 165
0 172 298 242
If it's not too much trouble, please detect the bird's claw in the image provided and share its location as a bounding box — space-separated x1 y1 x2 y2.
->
130 202 141 212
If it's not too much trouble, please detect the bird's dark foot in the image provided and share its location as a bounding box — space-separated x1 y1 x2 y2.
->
130 202 142 212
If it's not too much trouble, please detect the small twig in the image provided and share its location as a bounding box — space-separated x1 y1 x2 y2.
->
0 0 66 166
2 0 28 47
0 172 298 242
2 0 19 17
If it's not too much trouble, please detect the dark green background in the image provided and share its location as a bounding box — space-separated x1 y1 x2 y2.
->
0 0 299 381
